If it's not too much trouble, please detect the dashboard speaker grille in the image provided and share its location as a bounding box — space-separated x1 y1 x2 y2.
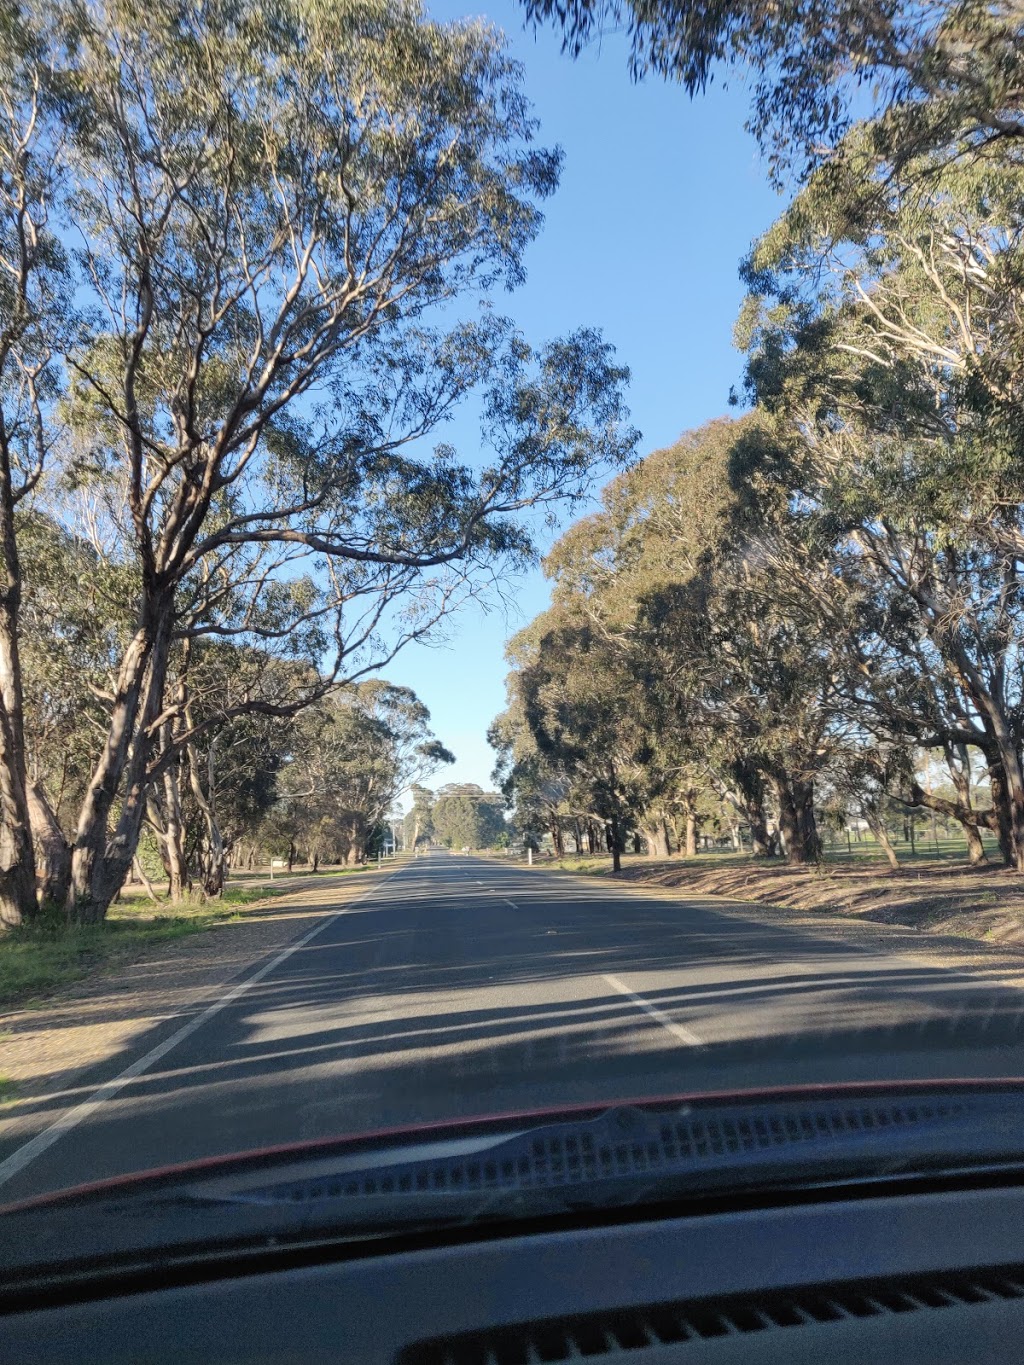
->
396 1265 1024 1364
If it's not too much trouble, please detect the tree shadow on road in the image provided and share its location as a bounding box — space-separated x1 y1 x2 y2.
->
4 856 1024 1200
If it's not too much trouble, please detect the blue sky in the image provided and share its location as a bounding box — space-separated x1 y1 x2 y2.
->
386 1 782 795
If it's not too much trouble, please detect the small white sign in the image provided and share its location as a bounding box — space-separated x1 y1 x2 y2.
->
270 858 287 868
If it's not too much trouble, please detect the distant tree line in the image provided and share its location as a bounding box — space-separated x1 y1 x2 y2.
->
403 783 507 851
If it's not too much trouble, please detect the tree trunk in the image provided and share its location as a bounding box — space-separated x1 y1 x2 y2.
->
985 739 1024 871
775 780 802 862
726 758 771 859
775 776 821 865
864 805 900 870
185 725 226 898
642 822 669 858
746 798 771 858
132 855 161 904
343 814 367 866
549 816 565 857
794 779 821 863
609 814 622 873
161 743 189 902
572 819 582 854
683 810 697 858
27 781 71 911
962 683 1024 870
986 760 1015 867
908 781 989 867
964 822 988 866
69 594 174 922
0 451 36 927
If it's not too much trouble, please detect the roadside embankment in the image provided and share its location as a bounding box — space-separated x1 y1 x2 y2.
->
507 851 1024 951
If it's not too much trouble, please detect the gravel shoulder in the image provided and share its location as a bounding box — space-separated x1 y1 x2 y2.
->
0 868 394 1139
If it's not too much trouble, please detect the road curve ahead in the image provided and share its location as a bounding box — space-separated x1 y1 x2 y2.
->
4 849 1024 1202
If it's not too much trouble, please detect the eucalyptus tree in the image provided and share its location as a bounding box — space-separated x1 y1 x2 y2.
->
503 604 660 870
277 681 453 868
0 2 76 924
740 120 1024 868
488 689 578 854
523 0 1024 181
432 782 506 850
0 0 634 925
542 415 846 863
403 784 435 850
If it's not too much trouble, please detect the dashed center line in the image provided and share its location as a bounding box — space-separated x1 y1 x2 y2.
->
504 898 518 909
602 973 704 1048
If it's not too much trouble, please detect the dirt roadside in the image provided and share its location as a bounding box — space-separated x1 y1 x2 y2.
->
0 866 398 1132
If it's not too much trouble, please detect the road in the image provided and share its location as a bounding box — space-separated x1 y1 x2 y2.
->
4 849 1024 1202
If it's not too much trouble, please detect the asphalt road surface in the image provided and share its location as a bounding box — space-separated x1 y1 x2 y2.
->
4 849 1024 1203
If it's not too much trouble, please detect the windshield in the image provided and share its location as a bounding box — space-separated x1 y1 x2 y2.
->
2 0 1024 1245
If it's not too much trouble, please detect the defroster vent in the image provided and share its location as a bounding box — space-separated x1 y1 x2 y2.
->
397 1265 1024 1365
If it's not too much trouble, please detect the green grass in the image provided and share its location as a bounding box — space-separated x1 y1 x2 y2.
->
0 1075 18 1104
4 892 278 1009
0 911 222 1010
820 833 1000 862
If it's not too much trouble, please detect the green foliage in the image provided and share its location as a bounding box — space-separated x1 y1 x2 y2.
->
432 783 507 848
265 681 453 866
524 0 1024 183
0 0 636 926
497 0 1024 877
403 784 436 847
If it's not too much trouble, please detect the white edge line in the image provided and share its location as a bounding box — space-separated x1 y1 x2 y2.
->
602 974 703 1048
0 864 408 1190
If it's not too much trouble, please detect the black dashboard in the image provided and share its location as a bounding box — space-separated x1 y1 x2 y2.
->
3 1178 1024 1362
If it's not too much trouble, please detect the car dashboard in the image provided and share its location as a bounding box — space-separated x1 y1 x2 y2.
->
2 1175 1024 1362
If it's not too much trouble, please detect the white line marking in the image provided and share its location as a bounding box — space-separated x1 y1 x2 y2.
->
602 974 703 1048
504 899 518 909
0 865 407 1190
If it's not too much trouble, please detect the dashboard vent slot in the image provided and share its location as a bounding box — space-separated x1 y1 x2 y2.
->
397 1265 1024 1364
262 1101 962 1205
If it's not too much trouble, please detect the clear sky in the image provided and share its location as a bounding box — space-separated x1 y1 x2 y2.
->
385 0 783 795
